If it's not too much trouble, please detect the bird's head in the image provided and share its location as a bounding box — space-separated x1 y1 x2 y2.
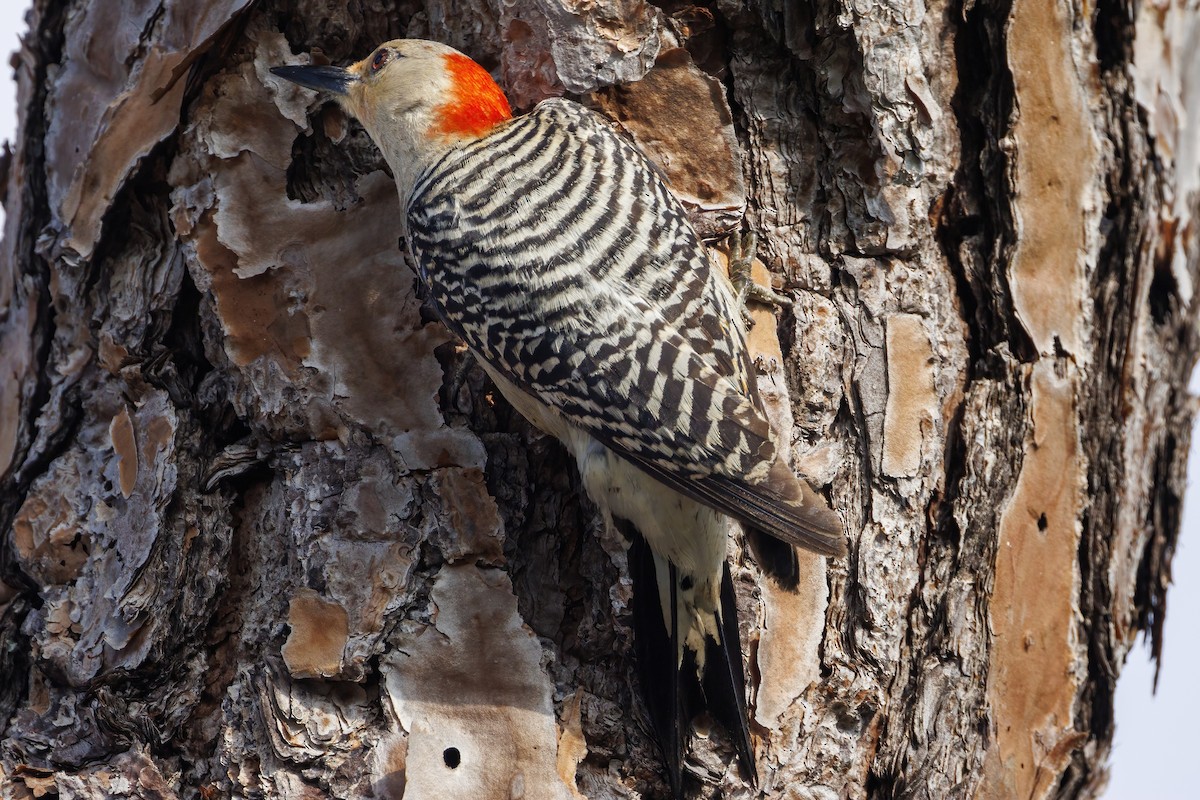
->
271 39 512 201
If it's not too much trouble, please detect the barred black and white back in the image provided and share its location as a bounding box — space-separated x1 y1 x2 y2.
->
273 39 845 798
407 98 842 558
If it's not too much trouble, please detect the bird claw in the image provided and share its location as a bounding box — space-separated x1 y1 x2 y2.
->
726 230 791 329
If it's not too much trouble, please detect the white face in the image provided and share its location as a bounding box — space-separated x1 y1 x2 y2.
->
341 40 457 143
272 39 509 208
337 40 459 186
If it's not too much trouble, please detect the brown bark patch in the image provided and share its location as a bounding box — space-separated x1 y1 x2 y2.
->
589 48 745 237
430 468 506 564
1006 0 1098 355
56 51 189 261
882 314 937 479
282 589 350 679
12 483 88 586
108 405 138 499
755 551 829 724
194 207 312 370
981 363 1084 799
555 689 588 799
717 251 835 743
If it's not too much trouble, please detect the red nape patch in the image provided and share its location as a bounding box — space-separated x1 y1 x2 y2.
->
433 54 513 138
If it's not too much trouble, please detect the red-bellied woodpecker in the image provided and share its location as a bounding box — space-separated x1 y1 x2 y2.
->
272 39 846 797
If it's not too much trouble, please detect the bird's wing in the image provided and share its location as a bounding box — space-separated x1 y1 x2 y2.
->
537 296 845 558
419 251 843 555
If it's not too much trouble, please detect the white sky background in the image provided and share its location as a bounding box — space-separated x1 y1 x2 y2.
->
0 5 1195 797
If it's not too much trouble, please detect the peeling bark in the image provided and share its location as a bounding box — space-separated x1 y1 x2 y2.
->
1 1 1197 799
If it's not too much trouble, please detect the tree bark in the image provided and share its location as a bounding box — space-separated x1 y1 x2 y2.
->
1 0 1197 798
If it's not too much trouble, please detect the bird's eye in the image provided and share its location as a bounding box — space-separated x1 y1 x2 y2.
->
371 49 390 72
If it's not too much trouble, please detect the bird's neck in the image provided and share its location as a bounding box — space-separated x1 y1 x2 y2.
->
356 56 511 214
375 123 449 213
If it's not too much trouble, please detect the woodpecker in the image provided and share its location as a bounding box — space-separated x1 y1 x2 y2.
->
272 40 845 796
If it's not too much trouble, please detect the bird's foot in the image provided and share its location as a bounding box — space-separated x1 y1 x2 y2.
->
725 229 791 329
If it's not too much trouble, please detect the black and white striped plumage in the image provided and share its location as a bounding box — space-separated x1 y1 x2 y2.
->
272 41 844 797
408 99 841 555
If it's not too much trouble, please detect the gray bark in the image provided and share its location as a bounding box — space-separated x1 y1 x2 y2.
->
1 0 1197 798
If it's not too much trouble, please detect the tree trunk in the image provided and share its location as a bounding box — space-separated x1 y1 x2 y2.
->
1 0 1197 798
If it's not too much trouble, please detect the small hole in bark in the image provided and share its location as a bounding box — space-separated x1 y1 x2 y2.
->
443 747 461 768
1037 513 1048 532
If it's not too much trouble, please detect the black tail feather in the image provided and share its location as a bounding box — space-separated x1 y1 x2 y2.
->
627 525 688 798
624 521 757 796
746 526 800 589
703 564 757 785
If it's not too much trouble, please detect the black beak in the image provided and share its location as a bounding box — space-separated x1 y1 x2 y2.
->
270 65 355 96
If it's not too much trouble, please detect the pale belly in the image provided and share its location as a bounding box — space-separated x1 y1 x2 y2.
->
479 363 728 599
